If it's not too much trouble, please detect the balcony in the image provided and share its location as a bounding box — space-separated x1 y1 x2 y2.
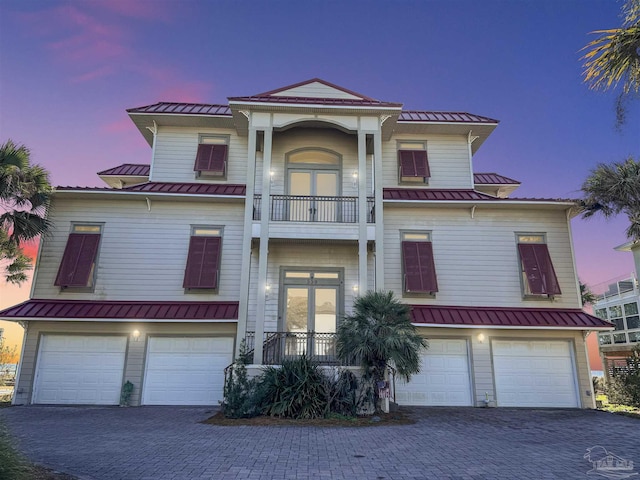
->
245 331 359 366
253 195 375 223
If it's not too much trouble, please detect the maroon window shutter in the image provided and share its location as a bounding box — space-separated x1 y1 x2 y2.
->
518 243 561 295
398 150 430 178
54 233 101 287
402 241 438 293
194 144 228 173
183 236 221 288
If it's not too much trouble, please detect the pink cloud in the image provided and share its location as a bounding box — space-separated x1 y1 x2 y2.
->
71 65 116 83
95 0 174 21
155 82 213 103
102 117 133 134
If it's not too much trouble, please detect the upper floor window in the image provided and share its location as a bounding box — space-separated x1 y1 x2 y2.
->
183 226 223 290
397 141 430 184
194 135 228 178
401 231 438 295
516 233 561 297
54 224 102 289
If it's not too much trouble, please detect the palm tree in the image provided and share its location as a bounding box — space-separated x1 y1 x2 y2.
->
581 157 640 240
0 140 51 284
581 0 640 127
336 290 427 413
580 282 597 307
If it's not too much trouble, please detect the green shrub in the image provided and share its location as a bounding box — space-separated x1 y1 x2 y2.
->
0 417 30 480
606 346 640 408
257 354 329 419
222 341 261 418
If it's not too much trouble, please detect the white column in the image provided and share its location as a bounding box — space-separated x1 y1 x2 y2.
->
358 131 368 293
373 130 384 291
253 127 273 365
236 127 258 357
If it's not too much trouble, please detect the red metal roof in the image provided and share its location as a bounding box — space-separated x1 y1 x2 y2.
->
384 189 496 201
98 164 151 177
0 300 238 320
474 173 520 185
125 182 245 195
127 103 232 116
399 111 499 124
126 102 498 124
411 305 612 329
228 95 403 108
57 182 246 196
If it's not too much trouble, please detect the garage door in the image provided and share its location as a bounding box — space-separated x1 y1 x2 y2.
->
33 335 126 405
492 340 579 407
142 337 234 406
395 339 472 406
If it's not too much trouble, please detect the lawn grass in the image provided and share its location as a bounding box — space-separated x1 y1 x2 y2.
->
0 415 32 480
596 394 640 419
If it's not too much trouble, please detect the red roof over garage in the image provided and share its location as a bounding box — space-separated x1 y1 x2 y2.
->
411 305 612 329
0 300 239 320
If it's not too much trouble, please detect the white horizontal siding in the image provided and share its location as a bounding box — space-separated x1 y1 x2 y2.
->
271 82 361 100
151 126 248 185
383 134 472 189
413 327 591 408
246 243 367 333
257 128 360 197
383 206 580 308
33 197 244 301
14 321 237 406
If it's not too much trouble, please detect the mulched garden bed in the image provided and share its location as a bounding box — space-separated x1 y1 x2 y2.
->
203 408 416 427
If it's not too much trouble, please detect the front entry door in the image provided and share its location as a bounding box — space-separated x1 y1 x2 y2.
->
282 270 341 359
288 170 339 222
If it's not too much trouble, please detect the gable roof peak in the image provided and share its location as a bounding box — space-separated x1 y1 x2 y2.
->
253 78 377 101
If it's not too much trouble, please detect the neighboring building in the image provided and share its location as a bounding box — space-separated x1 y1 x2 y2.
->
0 79 610 408
592 241 640 378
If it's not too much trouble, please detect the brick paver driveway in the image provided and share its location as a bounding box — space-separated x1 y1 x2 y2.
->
2 406 639 479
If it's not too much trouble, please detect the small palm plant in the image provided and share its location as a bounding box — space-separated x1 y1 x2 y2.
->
336 290 427 413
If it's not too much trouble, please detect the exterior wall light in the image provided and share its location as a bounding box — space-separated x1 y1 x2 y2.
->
477 333 485 343
132 330 141 342
352 170 358 187
352 284 359 293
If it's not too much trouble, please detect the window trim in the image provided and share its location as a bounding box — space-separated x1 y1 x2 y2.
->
515 232 561 299
396 140 430 185
183 225 224 291
194 134 230 179
54 222 104 291
400 230 438 297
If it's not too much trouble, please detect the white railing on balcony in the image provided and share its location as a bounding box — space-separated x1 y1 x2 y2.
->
253 195 375 223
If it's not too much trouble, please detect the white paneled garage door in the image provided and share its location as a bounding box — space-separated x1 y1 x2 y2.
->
33 335 126 405
395 338 472 406
492 340 579 407
142 337 234 406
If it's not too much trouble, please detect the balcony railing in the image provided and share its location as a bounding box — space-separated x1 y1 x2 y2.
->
245 331 359 366
253 195 375 223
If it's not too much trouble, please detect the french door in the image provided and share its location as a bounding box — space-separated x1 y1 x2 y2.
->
288 170 339 222
282 270 341 358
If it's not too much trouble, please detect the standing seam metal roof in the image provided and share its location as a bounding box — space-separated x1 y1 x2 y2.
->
0 300 239 320
411 305 611 328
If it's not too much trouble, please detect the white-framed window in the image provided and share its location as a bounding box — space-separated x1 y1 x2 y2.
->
400 230 438 295
397 141 430 184
194 135 229 178
183 226 223 290
516 233 561 297
54 223 103 289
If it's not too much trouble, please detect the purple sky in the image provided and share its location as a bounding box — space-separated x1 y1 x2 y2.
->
1 0 639 296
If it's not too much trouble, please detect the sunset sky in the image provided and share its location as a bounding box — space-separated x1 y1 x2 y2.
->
1 0 639 313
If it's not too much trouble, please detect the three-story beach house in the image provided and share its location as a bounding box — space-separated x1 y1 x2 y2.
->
1 79 611 408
